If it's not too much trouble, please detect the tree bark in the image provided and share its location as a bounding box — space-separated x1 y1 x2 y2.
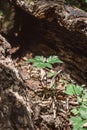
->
0 34 35 130
10 0 87 35
0 1 87 129
8 0 87 85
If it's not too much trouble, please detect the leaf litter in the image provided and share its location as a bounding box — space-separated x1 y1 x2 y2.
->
13 53 83 130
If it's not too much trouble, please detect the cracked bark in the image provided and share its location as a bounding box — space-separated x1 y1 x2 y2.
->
0 34 34 130
0 0 87 129
8 0 87 84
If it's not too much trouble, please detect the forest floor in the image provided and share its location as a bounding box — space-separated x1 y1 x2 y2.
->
9 42 80 130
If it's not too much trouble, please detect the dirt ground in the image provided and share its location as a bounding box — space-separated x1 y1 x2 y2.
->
8 40 79 130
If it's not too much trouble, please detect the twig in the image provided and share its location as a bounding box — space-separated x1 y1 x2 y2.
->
66 97 69 111
50 69 63 88
53 100 56 119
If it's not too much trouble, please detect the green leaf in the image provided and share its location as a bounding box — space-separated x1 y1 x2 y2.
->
33 62 46 68
70 116 87 130
77 96 82 103
47 72 56 78
47 56 63 64
65 84 83 96
27 56 46 63
82 122 87 129
79 106 87 119
79 128 87 130
74 85 83 95
27 58 36 63
44 63 52 68
70 116 83 130
81 91 87 105
80 120 87 130
65 84 75 95
70 116 82 123
27 55 63 69
71 108 79 115
34 56 46 62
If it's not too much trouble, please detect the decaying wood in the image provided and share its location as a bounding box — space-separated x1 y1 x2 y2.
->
0 34 35 130
8 0 87 84
0 1 87 129
10 0 87 36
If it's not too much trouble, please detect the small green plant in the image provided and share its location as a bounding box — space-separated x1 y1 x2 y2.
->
65 84 87 130
27 55 63 69
27 55 63 89
27 55 63 119
65 84 83 96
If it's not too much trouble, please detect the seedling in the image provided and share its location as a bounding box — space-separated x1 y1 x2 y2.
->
27 55 63 69
65 84 83 96
65 84 87 130
27 55 63 87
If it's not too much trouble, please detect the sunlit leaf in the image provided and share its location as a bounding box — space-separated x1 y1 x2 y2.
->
71 108 79 115
33 62 46 68
65 84 83 95
44 63 52 68
27 55 63 69
34 56 46 62
47 56 63 64
70 116 83 130
79 106 87 119
47 72 56 78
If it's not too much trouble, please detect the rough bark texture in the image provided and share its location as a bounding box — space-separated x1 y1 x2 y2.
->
0 0 87 129
8 0 87 84
0 34 34 130
10 0 87 35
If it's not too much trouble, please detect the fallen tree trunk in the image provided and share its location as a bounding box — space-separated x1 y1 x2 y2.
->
0 0 87 84
10 0 87 36
8 0 87 85
0 34 35 130
0 1 87 129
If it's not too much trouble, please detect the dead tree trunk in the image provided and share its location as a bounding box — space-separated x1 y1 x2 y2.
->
0 0 87 84
8 0 87 85
0 34 35 130
0 1 87 129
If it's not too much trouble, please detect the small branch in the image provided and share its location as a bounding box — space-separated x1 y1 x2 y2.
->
50 69 63 88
